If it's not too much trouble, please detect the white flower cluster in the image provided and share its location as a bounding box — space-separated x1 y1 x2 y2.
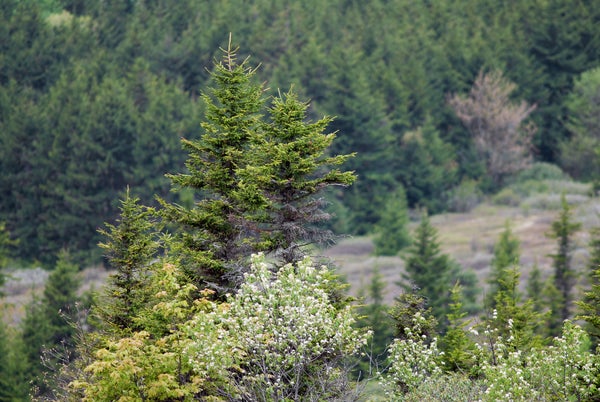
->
380 313 443 398
482 321 599 401
185 253 370 400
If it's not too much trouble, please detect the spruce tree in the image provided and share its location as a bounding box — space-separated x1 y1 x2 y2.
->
486 221 521 308
489 265 543 352
400 212 461 329
372 185 411 256
97 188 159 332
159 37 266 292
576 226 600 342
160 39 355 290
547 194 581 329
248 88 355 265
355 266 394 376
439 283 478 373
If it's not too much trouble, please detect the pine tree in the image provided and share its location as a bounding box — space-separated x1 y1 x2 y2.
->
21 251 82 397
547 194 581 328
486 221 521 308
439 283 478 373
159 37 266 292
576 226 600 342
160 39 355 290
248 88 355 265
527 260 545 315
97 188 159 332
490 265 543 352
355 266 394 377
373 185 411 256
400 212 462 329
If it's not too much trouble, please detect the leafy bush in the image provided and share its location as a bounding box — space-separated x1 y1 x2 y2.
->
445 179 484 213
511 162 569 184
491 187 522 206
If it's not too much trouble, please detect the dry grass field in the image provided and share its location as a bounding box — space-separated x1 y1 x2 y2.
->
2 179 600 325
326 194 598 307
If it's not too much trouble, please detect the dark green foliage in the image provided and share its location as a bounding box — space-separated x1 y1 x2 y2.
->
488 265 543 352
400 212 466 329
373 186 411 256
547 194 581 330
355 266 394 377
439 283 478 374
390 290 438 341
528 0 600 162
486 221 521 309
159 41 265 291
21 251 81 397
576 226 600 342
395 121 458 213
97 189 159 332
1 0 598 264
560 67 600 181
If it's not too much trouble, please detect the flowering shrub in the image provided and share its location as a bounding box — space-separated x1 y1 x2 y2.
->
383 316 600 401
185 254 371 401
380 313 444 398
482 321 600 401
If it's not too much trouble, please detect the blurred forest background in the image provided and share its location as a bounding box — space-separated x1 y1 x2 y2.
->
2 0 600 268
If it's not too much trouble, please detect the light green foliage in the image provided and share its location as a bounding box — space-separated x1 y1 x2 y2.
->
373 186 411 256
399 373 485 402
385 317 599 402
72 261 205 401
390 291 438 342
75 255 368 401
483 264 544 359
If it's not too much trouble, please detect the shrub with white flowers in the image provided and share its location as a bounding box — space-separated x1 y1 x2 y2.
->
482 321 600 401
380 312 444 398
185 253 371 401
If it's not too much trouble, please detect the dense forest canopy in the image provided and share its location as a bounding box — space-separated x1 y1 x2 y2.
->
1 0 600 266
